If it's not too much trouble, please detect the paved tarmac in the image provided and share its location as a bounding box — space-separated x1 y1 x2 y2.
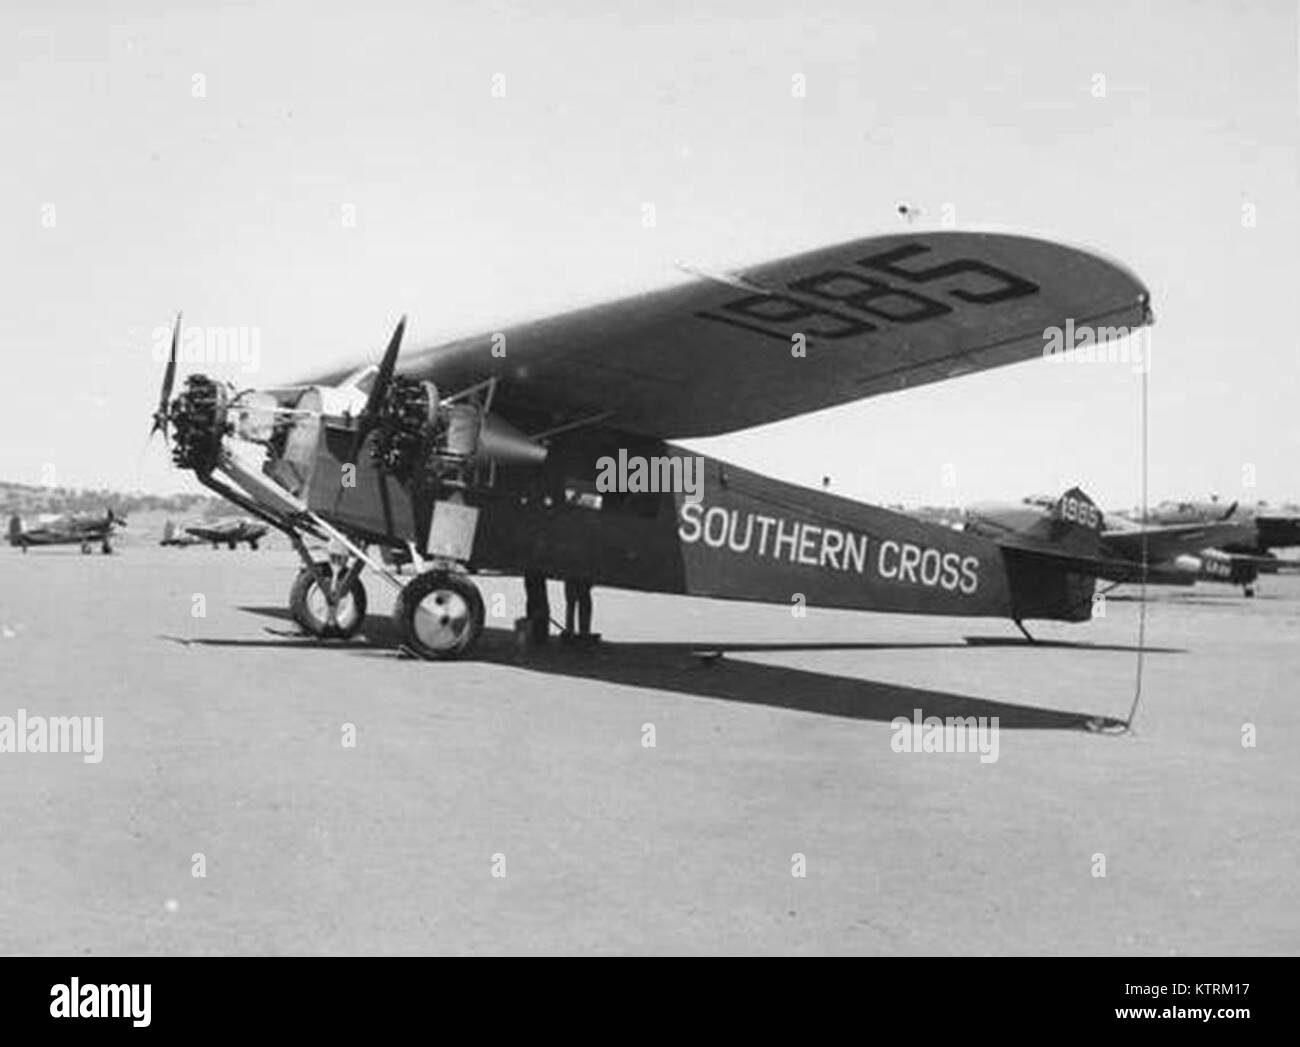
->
1 543 1296 954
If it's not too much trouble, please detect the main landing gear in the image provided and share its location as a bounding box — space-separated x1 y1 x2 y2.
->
279 520 485 659
396 569 485 660
290 560 368 640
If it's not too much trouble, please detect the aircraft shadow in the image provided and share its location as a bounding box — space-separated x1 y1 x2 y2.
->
960 636 1182 653
209 607 1143 730
1109 594 1278 606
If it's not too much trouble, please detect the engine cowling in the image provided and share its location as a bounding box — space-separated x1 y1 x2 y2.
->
169 375 231 473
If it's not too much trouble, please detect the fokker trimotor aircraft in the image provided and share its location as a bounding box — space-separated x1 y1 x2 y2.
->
160 517 270 550
149 231 1153 657
964 491 1278 596
7 509 124 554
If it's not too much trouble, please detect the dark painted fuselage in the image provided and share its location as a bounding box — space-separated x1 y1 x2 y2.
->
309 427 1094 623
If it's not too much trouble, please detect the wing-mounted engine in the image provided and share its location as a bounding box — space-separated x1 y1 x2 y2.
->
370 375 547 488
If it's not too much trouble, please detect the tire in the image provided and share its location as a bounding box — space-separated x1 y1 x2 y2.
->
398 570 484 660
289 562 368 639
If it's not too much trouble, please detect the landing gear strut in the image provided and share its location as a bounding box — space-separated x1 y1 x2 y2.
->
290 560 368 639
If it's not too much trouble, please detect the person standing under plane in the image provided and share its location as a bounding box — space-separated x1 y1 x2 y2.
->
562 578 598 645
523 570 551 644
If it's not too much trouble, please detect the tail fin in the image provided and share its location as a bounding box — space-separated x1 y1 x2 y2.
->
1048 487 1103 532
1025 487 1105 556
162 520 175 544
8 515 23 545
1000 488 1106 622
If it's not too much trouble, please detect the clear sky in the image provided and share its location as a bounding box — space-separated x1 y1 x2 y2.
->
1 0 1296 509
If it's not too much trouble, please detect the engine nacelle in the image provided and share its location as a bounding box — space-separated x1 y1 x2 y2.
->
371 377 547 479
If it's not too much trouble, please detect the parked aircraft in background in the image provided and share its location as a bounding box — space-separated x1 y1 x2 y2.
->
7 509 124 554
161 517 269 550
965 491 1289 596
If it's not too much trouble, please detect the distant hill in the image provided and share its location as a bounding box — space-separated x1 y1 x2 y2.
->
0 481 239 521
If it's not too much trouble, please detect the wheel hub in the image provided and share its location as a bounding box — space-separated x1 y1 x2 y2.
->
411 588 472 650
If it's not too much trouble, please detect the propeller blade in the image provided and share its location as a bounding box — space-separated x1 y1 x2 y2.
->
348 314 407 464
150 311 183 440
364 314 407 421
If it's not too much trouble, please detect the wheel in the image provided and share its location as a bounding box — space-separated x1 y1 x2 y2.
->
249 540 259 551
80 541 91 555
228 540 237 551
398 570 484 659
289 562 368 639
101 540 111 554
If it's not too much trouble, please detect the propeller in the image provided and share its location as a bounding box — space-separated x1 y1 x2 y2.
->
347 314 407 466
150 311 183 442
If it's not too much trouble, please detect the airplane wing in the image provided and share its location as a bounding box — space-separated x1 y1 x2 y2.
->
1102 521 1256 563
300 231 1151 439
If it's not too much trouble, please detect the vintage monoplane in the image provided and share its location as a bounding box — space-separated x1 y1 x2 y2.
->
160 517 269 550
149 231 1153 657
8 509 124 554
1120 498 1300 595
964 490 1265 596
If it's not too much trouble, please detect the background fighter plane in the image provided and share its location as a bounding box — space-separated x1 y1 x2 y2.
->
161 517 269 550
148 231 1153 657
1128 499 1300 554
1121 498 1300 594
7 508 124 554
964 490 1278 596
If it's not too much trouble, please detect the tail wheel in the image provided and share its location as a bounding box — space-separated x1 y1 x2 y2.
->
290 562 368 639
398 570 484 659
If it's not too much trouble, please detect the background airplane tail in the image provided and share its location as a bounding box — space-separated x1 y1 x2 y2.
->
162 520 175 543
7 515 22 545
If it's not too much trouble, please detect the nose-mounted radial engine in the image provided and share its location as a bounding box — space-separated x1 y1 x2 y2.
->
150 312 546 658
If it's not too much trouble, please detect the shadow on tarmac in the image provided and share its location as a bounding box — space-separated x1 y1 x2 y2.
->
152 606 1175 731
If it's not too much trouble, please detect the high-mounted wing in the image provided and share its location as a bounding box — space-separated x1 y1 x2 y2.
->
303 232 1151 439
